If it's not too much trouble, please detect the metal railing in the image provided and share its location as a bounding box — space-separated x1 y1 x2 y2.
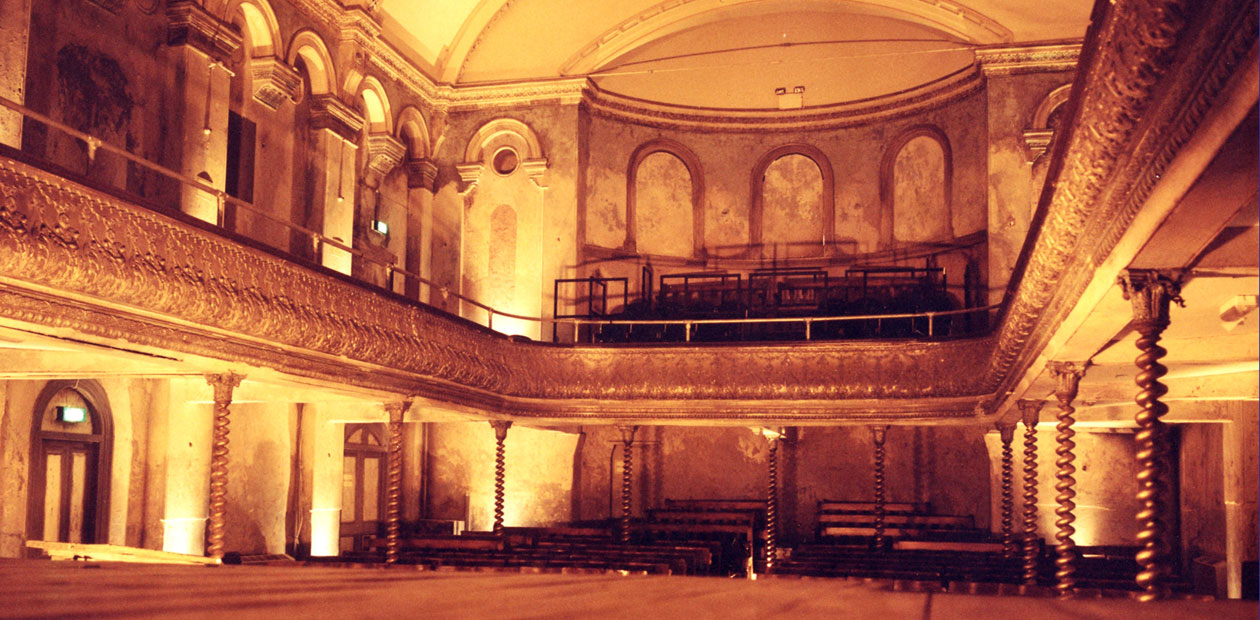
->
0 96 999 344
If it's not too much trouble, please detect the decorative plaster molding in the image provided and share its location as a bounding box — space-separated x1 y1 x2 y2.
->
0 156 993 422
309 94 365 142
975 43 1082 77
404 158 438 191
582 65 984 132
250 57 302 111
166 0 243 64
365 133 407 180
983 0 1258 396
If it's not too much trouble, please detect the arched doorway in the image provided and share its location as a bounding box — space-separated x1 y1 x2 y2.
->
340 423 388 552
27 380 113 544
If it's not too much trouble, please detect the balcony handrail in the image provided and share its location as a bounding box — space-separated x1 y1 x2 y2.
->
0 95 999 341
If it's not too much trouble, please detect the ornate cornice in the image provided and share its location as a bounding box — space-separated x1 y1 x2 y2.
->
250 57 302 111
582 65 985 132
404 158 438 191
365 134 407 181
975 43 1082 77
166 0 243 65
983 0 1258 395
0 156 992 423
309 95 365 142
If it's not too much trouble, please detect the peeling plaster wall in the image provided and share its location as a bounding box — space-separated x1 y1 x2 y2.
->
425 422 577 532
984 428 1142 546
636 151 693 257
1181 423 1225 566
763 154 825 258
223 402 292 555
580 90 988 299
435 104 580 331
893 136 949 243
985 71 1075 304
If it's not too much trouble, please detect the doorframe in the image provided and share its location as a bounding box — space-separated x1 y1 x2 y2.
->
26 380 114 544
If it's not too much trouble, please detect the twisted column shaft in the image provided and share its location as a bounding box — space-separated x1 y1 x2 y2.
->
204 372 242 561
1050 363 1084 597
1121 271 1183 602
383 401 410 564
490 421 511 535
765 432 780 572
618 426 638 544
997 422 1017 558
1019 400 1043 585
871 426 888 552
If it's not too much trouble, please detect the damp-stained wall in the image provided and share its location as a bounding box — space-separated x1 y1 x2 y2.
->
425 422 578 532
984 71 1075 304
574 424 990 545
222 402 293 555
983 427 1142 547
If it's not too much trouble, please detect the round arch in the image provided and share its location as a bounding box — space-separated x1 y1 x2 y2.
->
879 125 953 247
749 143 835 255
26 379 114 544
227 0 282 58
463 117 544 164
396 106 431 160
625 138 705 257
286 29 336 96
1031 84 1073 130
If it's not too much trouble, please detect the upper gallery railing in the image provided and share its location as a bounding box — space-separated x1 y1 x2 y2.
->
0 95 996 343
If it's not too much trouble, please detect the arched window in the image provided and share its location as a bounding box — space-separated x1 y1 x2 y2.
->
626 140 704 257
27 380 113 544
341 423 387 553
751 144 835 259
882 127 952 246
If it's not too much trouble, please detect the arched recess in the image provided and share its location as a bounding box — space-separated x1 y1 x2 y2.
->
286 30 336 97
350 75 393 135
879 125 953 247
626 139 704 258
1024 83 1072 164
396 106 432 161
227 0 281 58
458 118 547 337
750 144 835 258
26 380 114 545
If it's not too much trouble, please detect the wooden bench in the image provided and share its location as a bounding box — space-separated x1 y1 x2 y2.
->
817 500 929 514
817 513 973 528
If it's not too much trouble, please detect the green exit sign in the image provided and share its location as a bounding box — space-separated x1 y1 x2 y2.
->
56 406 87 424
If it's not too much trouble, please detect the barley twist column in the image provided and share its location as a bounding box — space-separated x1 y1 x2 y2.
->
1120 270 1183 602
204 372 243 561
871 425 889 552
764 428 783 572
1050 362 1084 597
618 426 638 544
996 421 1018 558
1018 400 1044 586
490 420 511 535
383 401 411 564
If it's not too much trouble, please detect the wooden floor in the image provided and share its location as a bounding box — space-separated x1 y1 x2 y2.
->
3 560 1255 620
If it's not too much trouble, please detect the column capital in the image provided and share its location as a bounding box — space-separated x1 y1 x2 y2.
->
250 57 302 111
870 425 889 443
1017 399 1044 427
204 372 243 404
384 400 411 424
1049 361 1085 403
995 420 1018 443
167 1 242 65
309 95 365 143
1118 269 1184 329
404 158 439 191
490 419 512 441
364 134 407 186
617 425 639 445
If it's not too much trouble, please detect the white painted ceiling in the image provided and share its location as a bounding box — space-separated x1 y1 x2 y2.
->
377 0 1094 109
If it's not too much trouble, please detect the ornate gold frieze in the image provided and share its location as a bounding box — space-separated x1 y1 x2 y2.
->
983 0 1257 396
0 156 991 422
975 44 1081 77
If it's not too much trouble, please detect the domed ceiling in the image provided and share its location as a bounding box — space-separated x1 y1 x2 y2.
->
379 0 1094 110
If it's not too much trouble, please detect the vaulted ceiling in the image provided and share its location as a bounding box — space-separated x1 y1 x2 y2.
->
378 0 1094 109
